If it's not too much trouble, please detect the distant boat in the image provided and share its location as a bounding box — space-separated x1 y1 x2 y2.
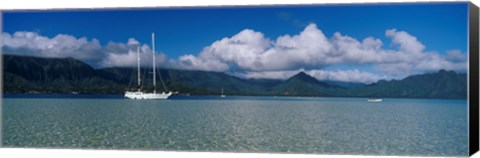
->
368 98 383 102
220 88 226 98
125 33 172 100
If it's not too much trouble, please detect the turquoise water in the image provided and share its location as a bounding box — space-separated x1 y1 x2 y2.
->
1 96 468 156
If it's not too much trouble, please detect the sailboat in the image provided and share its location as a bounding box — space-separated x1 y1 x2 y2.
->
220 88 226 98
125 33 173 100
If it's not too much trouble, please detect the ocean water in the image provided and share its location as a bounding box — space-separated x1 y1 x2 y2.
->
1 96 468 156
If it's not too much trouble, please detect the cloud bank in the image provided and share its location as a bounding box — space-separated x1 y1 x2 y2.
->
1 32 166 68
170 24 466 82
1 24 466 83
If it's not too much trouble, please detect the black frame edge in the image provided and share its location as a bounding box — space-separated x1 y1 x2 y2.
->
469 1 480 156
0 10 3 147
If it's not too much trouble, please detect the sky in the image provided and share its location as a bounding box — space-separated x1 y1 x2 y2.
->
1 2 469 83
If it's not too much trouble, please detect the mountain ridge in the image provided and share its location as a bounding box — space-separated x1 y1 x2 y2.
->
2 55 467 99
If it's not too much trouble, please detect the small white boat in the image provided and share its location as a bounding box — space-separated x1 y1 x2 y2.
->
368 98 382 102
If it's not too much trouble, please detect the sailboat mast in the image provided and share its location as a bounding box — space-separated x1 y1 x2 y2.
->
152 33 156 94
137 46 141 92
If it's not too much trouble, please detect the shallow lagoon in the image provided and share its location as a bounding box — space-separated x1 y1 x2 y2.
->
2 96 468 156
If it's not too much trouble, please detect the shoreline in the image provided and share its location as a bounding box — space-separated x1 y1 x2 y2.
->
1 93 468 101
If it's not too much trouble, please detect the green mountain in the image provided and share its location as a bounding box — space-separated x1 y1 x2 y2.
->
270 72 343 96
4 55 94 81
2 55 467 99
347 70 467 99
324 80 367 88
3 55 123 94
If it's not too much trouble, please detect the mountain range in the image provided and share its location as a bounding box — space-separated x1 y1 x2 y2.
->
2 55 467 99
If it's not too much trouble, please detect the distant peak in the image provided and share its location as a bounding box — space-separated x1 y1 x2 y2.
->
293 71 309 77
289 71 316 81
437 69 455 74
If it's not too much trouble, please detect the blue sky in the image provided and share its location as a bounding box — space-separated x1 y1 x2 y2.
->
2 2 469 83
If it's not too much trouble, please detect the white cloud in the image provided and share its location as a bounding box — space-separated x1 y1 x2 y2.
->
174 24 335 72
127 38 140 46
173 29 272 71
169 23 467 81
2 31 103 62
308 69 384 84
446 49 467 63
100 44 167 68
172 54 229 72
1 31 167 68
329 32 384 64
414 51 467 72
385 29 425 54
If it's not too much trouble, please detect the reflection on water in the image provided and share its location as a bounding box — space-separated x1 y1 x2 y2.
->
2 96 468 156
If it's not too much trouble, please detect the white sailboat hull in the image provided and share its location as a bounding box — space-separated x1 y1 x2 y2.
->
125 91 172 100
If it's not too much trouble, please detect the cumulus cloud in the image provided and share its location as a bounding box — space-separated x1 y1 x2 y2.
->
308 69 384 84
127 38 140 46
1 32 167 68
100 43 167 68
445 49 467 63
173 24 333 72
99 40 166 68
385 29 425 54
172 29 272 71
2 31 103 62
169 23 467 82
